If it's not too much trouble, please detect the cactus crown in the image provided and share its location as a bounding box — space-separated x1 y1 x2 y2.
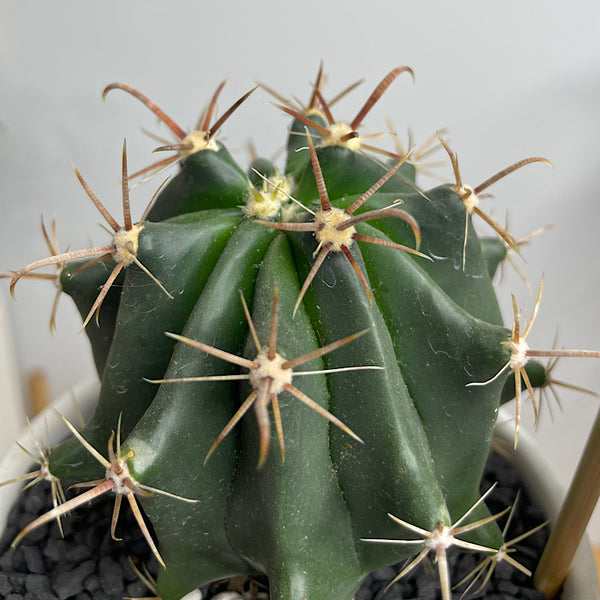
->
5 65 600 600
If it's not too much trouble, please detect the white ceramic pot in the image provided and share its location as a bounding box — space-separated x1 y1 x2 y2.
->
0 378 100 531
1 386 598 599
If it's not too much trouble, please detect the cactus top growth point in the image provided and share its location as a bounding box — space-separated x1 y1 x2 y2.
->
5 66 600 600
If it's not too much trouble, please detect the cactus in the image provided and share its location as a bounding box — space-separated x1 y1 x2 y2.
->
5 66 600 600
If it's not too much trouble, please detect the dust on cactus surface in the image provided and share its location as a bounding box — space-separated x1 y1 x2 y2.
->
4 65 599 600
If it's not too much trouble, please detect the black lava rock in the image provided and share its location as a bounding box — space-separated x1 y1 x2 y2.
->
0 452 554 599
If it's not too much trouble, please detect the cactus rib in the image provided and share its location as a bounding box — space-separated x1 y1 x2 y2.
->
150 294 374 469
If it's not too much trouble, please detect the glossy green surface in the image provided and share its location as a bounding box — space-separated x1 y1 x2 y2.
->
146 144 249 221
60 257 123 376
51 214 240 479
294 145 417 201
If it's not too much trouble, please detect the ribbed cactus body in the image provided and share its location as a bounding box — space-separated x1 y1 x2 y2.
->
51 212 241 478
41 88 520 600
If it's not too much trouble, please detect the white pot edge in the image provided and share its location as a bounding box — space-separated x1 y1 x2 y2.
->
1 386 598 599
495 407 600 600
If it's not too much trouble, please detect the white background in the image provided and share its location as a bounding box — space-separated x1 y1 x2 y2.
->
1 1 599 541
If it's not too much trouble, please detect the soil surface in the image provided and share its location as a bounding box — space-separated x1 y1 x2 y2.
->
0 451 550 600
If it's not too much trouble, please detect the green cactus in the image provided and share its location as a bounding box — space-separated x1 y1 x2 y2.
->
9 66 594 600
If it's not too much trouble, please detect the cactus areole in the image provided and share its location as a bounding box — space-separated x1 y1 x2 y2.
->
9 68 566 600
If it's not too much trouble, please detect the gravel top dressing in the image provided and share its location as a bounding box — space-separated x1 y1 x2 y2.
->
0 451 549 600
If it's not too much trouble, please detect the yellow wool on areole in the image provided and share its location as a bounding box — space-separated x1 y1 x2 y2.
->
314 207 356 252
